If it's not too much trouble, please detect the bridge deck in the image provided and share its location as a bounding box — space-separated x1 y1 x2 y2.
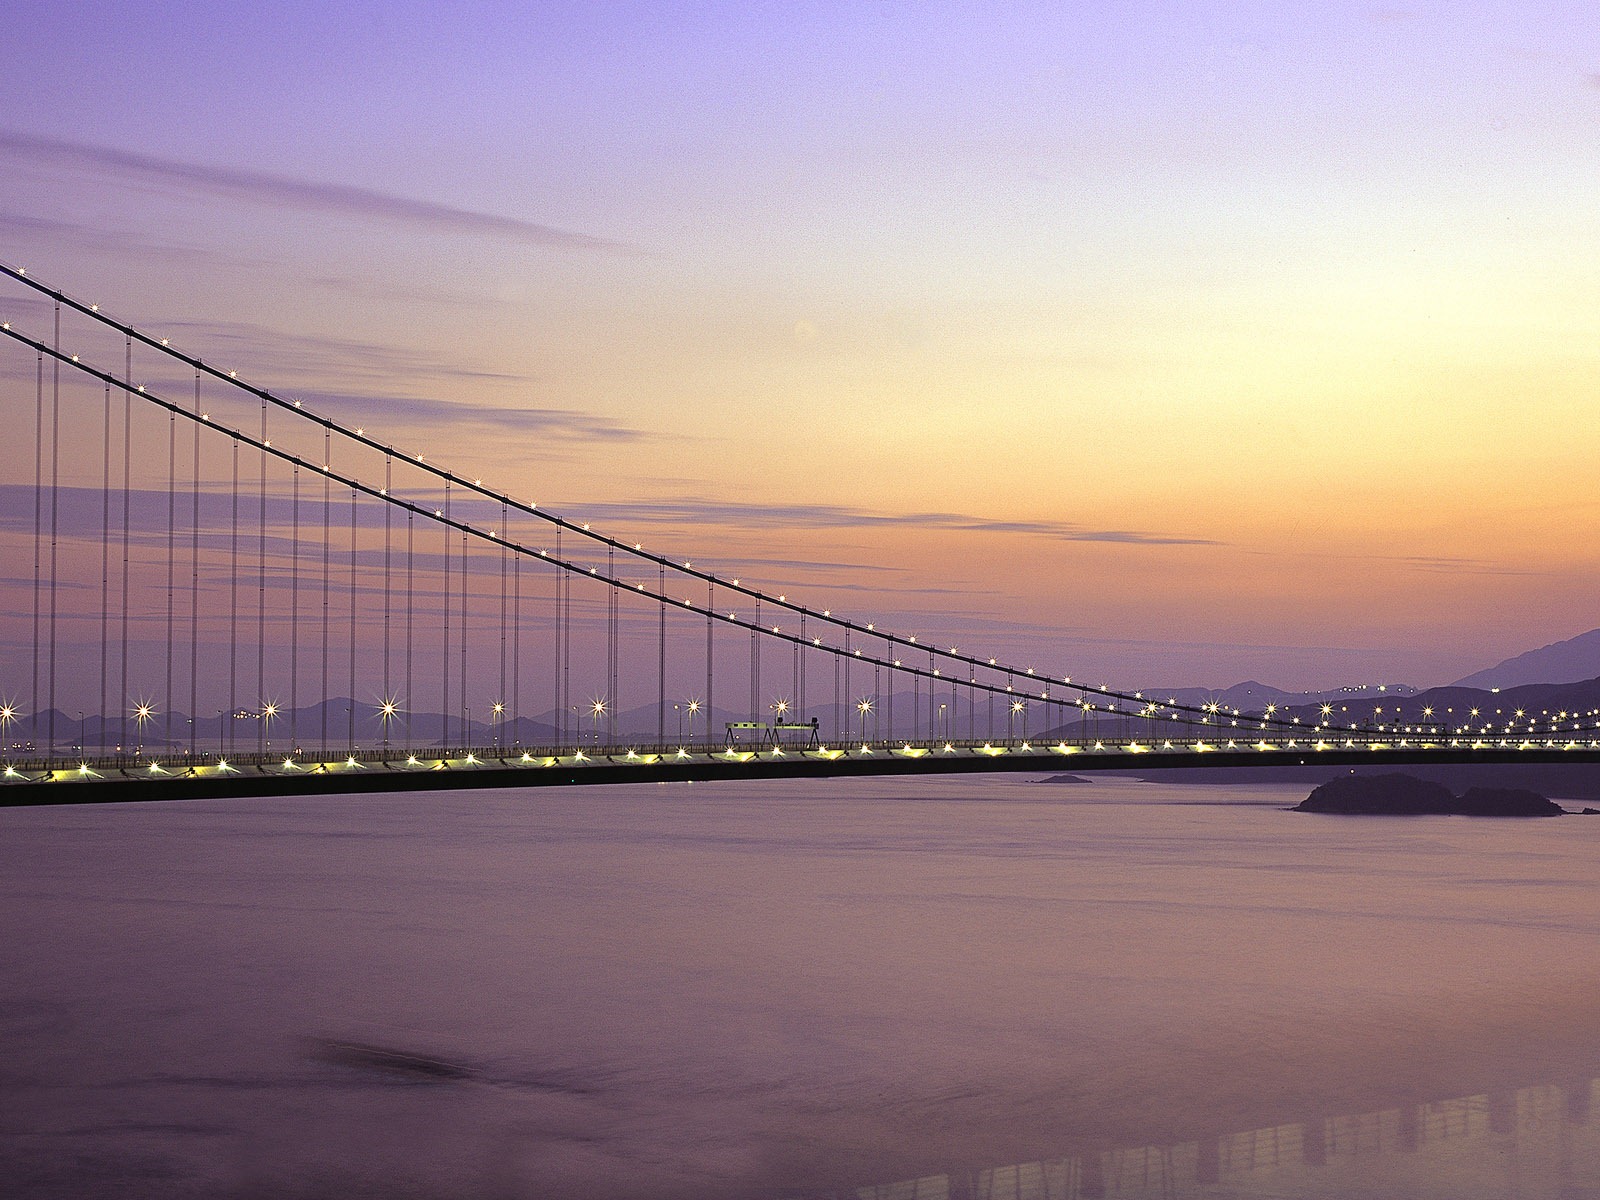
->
5 736 1599 806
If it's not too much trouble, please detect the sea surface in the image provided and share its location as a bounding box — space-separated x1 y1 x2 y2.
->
2 774 1599 1199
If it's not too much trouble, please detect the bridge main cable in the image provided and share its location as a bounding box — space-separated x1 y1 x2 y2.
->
0 264 1316 738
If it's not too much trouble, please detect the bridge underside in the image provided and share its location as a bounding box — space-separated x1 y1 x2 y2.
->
5 741 1600 807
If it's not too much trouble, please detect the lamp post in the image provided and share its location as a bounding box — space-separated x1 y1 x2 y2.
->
856 697 872 742
589 698 606 747
492 701 505 749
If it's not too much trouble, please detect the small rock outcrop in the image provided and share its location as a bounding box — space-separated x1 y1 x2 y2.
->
1456 787 1566 818
1295 773 1564 817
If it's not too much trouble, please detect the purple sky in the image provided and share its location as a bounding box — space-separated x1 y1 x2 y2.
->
4 2 1600 693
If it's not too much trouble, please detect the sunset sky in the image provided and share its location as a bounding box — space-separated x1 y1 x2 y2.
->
4 1 1599 691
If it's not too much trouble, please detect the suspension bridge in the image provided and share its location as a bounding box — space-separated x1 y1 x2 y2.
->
2 263 1597 805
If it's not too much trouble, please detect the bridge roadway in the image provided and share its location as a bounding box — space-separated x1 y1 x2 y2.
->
4 735 1600 805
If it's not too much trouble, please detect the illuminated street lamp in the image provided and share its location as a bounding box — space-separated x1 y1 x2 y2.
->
1009 698 1025 741
378 697 399 747
261 701 279 753
492 700 505 748
133 701 155 756
856 697 873 741
589 698 607 746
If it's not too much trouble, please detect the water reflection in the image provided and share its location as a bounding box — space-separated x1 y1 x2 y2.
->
808 1077 1599 1200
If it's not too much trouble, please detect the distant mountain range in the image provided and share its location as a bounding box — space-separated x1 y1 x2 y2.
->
8 629 1600 755
1157 680 1419 709
1452 628 1600 690
1162 627 1600 713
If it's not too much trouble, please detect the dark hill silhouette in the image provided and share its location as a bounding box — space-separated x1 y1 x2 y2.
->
1453 628 1600 690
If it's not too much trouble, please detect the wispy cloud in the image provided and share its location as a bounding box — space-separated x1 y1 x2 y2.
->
282 389 642 443
0 272 531 395
548 498 1218 545
0 208 242 271
0 210 495 309
0 129 627 252
151 320 533 387
1286 549 1555 578
1389 554 1552 578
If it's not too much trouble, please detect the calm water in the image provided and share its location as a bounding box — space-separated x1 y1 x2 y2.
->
3 775 1599 1198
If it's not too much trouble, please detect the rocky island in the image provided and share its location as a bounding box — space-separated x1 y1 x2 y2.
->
1295 773 1566 817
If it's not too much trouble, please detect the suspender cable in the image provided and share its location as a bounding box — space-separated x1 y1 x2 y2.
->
442 479 452 746
704 579 713 746
321 428 331 754
657 560 665 745
290 460 300 751
512 525 521 743
606 546 617 743
384 455 393 738
459 526 468 746
887 659 894 743
834 632 842 742
798 614 806 724
500 500 508 742
47 301 59 756
889 659 902 742
257 395 267 752
120 336 131 752
166 398 177 748
555 525 565 744
750 597 759 722
843 629 850 742
229 436 240 754
348 483 357 753
99 379 110 751
190 370 200 757
405 505 414 744
31 352 41 751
